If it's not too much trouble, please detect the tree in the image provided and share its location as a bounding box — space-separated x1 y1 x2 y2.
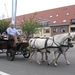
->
21 13 40 40
0 19 10 34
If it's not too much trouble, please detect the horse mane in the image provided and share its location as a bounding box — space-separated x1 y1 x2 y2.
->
53 33 69 44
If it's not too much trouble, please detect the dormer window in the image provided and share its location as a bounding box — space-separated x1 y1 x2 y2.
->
66 13 69 16
50 15 52 18
53 21 56 23
63 20 66 23
56 14 58 17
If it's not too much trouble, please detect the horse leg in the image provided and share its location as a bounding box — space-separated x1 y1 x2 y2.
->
55 53 61 63
41 52 48 62
41 52 44 62
29 51 34 62
48 51 57 67
30 47 33 53
54 51 57 63
29 47 34 62
34 51 41 65
63 52 70 65
45 52 48 60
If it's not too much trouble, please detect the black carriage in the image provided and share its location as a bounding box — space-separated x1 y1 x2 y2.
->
0 35 30 61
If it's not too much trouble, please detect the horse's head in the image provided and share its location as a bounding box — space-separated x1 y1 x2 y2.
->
70 32 75 41
28 38 35 47
67 35 73 47
60 33 74 48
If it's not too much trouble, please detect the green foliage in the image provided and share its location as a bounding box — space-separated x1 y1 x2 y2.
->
21 13 40 39
27 46 30 50
0 19 10 33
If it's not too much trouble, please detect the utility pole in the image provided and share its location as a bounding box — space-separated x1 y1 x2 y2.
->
12 0 17 28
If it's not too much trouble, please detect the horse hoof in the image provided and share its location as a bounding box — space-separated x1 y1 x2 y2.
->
56 61 57 64
54 64 57 67
37 61 41 65
48 63 50 65
38 63 41 65
46 58 48 60
29 60 32 63
67 62 70 65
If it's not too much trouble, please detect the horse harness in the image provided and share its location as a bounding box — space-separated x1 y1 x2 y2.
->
31 38 63 53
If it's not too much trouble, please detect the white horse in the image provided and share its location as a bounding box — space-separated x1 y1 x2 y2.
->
42 33 75 65
28 33 75 66
52 33 75 65
41 33 75 64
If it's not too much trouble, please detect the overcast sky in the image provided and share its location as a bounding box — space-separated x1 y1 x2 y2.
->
0 0 75 19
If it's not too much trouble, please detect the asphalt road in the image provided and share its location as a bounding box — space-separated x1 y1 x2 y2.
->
0 47 75 75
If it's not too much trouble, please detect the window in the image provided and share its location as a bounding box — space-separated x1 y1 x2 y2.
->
66 13 69 16
71 19 75 24
47 21 50 25
72 19 75 22
50 15 52 18
71 27 75 32
35 30 40 34
60 28 65 32
53 21 56 23
56 14 58 17
43 29 50 33
63 20 66 23
44 22 47 26
44 21 50 26
38 22 43 27
53 28 58 33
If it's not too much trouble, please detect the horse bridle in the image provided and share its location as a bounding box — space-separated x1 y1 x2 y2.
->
60 35 73 48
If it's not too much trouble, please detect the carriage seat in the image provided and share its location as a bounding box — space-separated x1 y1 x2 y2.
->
1 31 14 41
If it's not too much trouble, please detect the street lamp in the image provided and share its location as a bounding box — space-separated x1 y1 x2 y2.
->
12 0 17 28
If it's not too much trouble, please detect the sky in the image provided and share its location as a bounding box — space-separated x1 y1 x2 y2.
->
0 0 75 19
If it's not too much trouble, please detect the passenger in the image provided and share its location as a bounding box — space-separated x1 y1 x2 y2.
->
6 23 23 47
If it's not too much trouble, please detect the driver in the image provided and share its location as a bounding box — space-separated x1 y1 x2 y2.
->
6 23 23 47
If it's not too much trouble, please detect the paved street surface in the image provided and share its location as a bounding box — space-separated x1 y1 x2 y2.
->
0 47 75 75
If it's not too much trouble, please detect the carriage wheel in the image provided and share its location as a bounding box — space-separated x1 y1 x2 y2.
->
6 48 15 61
23 48 30 58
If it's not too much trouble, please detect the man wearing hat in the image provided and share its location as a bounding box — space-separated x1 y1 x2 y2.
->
6 23 23 47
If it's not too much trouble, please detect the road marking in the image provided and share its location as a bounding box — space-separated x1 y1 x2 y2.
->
0 71 10 75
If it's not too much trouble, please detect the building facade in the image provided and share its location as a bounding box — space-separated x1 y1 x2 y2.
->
7 5 75 37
